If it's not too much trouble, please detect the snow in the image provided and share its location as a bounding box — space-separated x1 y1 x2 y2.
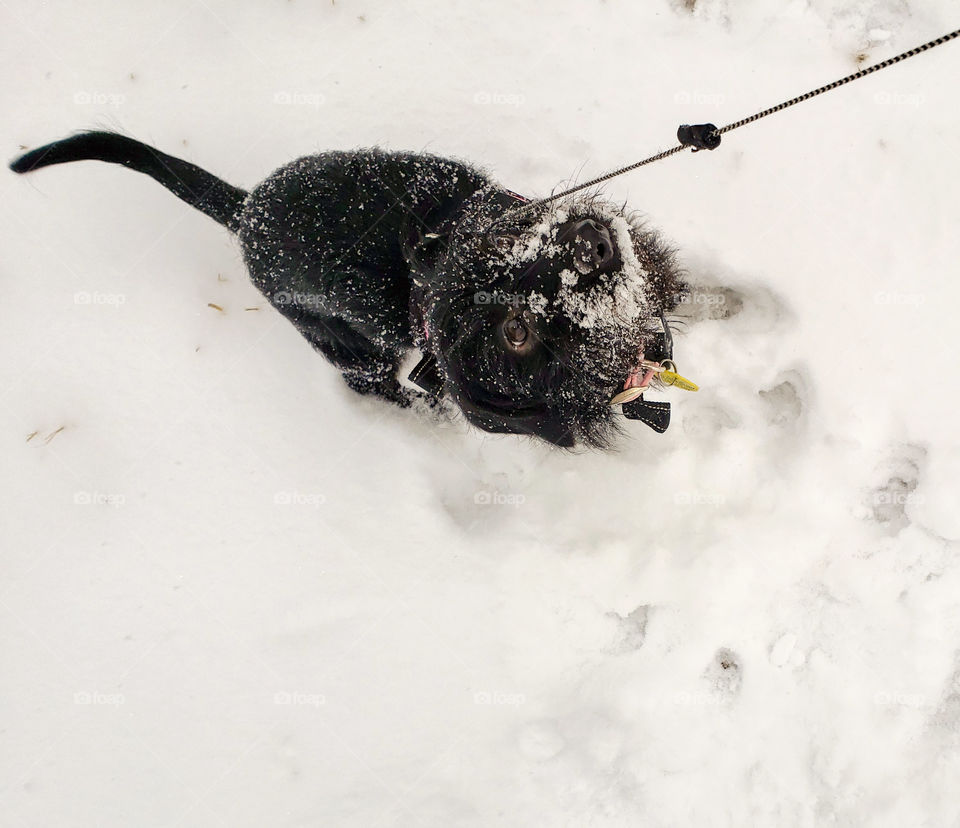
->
3 0 960 825
503 199 656 334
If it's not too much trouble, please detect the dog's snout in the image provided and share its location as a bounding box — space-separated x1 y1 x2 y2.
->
571 219 615 275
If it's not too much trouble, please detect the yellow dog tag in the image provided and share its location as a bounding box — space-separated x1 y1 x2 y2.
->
657 361 698 391
659 370 698 392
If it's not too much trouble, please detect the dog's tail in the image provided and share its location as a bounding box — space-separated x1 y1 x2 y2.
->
9 131 248 229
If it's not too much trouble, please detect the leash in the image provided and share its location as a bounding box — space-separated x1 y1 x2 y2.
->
512 27 960 214
411 28 959 435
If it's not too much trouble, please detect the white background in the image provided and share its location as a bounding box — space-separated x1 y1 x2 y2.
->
2 1 959 825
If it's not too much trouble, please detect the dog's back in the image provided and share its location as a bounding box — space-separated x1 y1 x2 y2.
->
236 148 490 349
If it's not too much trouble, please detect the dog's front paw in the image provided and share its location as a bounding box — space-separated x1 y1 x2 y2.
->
343 365 414 408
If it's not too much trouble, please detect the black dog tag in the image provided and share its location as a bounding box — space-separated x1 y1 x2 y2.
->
622 398 671 433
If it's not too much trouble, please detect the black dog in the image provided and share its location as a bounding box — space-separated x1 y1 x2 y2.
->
10 132 685 448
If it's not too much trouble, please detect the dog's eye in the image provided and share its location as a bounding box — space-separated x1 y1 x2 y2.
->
502 317 529 347
492 234 518 254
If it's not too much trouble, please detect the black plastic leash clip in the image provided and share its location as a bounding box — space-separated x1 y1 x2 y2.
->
677 123 721 152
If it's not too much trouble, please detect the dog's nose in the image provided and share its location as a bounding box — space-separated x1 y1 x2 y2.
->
571 219 615 274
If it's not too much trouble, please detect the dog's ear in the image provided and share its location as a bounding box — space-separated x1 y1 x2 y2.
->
402 224 449 274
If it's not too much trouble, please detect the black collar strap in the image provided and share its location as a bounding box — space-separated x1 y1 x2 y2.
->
408 351 444 397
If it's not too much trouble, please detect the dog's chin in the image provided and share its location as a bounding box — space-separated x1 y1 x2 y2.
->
453 389 577 448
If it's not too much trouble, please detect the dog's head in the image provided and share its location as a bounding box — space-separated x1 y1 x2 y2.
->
409 190 685 448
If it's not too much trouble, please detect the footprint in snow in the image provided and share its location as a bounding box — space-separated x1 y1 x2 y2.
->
606 605 649 655
672 276 787 334
758 369 806 427
705 647 743 698
864 442 926 535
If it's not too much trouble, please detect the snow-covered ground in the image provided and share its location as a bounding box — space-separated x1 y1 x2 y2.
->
3 1 960 825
